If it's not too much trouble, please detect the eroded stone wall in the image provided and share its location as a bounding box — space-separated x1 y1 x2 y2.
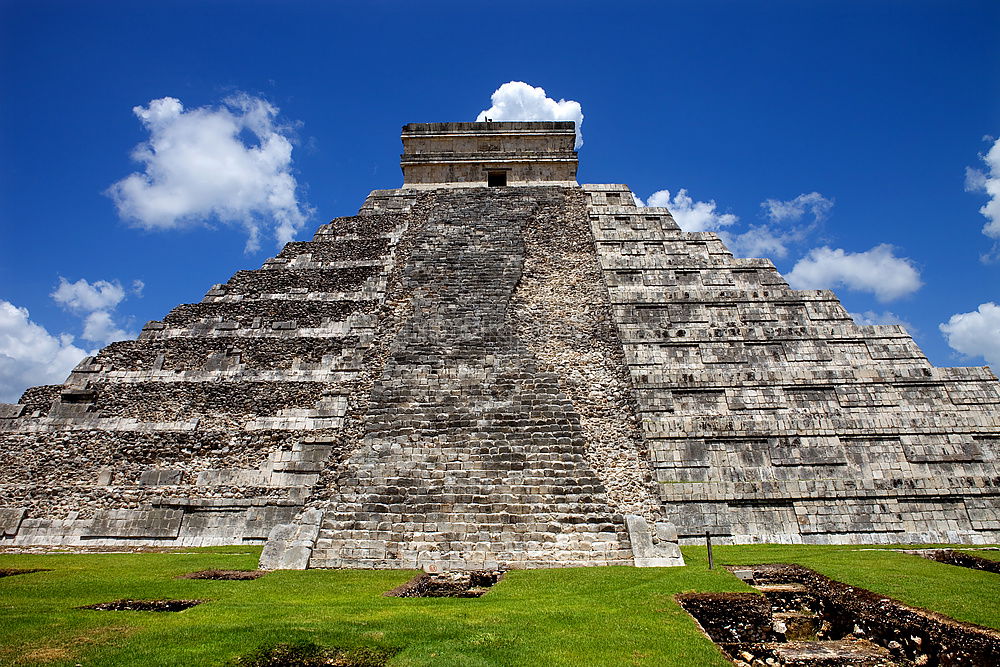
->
511 188 661 521
309 187 634 569
5 172 997 557
584 184 1000 545
0 202 420 546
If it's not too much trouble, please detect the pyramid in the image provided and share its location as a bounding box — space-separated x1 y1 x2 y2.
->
1 122 998 571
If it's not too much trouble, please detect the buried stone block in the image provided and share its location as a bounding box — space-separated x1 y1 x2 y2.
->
0 508 26 537
259 509 324 570
625 514 684 567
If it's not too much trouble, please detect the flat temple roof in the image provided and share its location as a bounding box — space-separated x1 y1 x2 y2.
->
402 121 576 135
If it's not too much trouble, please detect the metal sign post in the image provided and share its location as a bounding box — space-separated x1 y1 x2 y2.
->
706 530 714 570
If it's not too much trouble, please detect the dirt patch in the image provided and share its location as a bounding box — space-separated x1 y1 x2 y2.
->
0 567 51 578
15 647 72 664
178 569 265 580
4 624 134 665
385 570 504 598
678 564 1000 666
923 550 1000 575
231 641 396 666
78 598 205 612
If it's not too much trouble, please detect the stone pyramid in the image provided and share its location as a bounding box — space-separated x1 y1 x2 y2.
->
1 121 997 571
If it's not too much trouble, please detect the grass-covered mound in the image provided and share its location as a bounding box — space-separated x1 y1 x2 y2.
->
0 544 996 666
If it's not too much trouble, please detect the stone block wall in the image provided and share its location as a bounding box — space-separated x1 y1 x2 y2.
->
584 184 1000 545
308 187 636 570
0 201 419 547
400 122 578 188
4 168 996 559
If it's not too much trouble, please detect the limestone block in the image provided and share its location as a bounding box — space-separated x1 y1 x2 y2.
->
0 404 25 419
901 435 982 463
138 469 183 485
964 497 1000 531
259 510 324 570
769 436 846 467
83 508 183 539
793 499 904 535
0 508 26 536
244 505 300 540
625 514 684 567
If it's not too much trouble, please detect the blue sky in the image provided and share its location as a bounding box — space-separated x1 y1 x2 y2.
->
1 0 999 401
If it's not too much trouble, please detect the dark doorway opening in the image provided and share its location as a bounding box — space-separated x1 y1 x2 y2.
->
487 170 507 187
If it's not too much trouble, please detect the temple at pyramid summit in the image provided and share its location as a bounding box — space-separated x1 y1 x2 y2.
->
1 121 999 571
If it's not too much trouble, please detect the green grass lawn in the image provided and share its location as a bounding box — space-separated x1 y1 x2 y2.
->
1 544 997 666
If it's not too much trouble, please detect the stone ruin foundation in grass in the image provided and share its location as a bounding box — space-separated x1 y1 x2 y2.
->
0 567 51 577
177 569 265 580
678 564 1000 667
385 570 505 598
914 549 1000 575
78 599 205 612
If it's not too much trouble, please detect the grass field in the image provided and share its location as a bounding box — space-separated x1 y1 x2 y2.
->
1 544 997 666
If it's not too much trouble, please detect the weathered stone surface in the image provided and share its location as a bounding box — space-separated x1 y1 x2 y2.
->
626 514 684 567
401 122 578 188
584 183 1000 545
308 187 635 570
0 203 412 548
259 509 323 570
1 120 996 562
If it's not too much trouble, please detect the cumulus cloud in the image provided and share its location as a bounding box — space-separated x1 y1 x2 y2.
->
762 192 834 223
51 277 125 314
50 277 134 345
723 225 797 259
0 300 89 402
82 311 130 345
940 302 1000 367
637 189 831 259
107 94 310 252
851 310 917 336
642 189 738 232
477 81 584 149
785 244 922 302
719 192 834 259
965 137 1000 240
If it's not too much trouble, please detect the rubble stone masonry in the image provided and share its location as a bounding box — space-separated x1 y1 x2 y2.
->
1 121 997 566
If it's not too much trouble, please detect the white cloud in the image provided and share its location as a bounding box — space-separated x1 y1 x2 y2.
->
50 277 135 345
940 302 1000 367
107 94 310 253
965 137 1000 240
642 189 738 232
785 244 922 302
51 277 125 314
131 279 145 298
761 192 834 223
850 310 917 336
719 191 834 258
0 300 89 403
637 188 830 259
476 81 584 149
723 225 795 259
81 311 130 346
